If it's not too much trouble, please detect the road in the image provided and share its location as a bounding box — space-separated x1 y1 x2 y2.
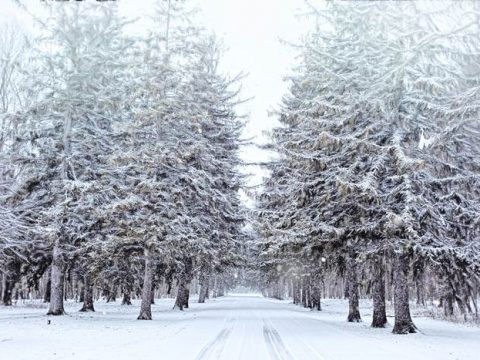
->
1 295 479 360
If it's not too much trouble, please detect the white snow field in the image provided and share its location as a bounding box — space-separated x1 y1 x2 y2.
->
1 295 479 360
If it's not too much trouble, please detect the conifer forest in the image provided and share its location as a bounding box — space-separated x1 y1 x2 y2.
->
0 1 479 359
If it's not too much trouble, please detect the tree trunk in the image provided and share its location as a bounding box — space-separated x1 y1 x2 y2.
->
392 252 416 334
198 277 208 303
174 279 186 311
217 278 225 297
301 277 308 307
166 272 173 295
137 248 153 320
205 283 210 299
122 292 132 305
49 104 71 315
443 294 454 317
175 258 193 309
78 282 84 303
47 241 65 315
79 273 94 312
198 285 207 303
347 251 361 322
292 279 298 305
1 275 13 306
43 267 51 303
456 295 466 317
150 282 155 305
371 256 387 328
44 279 51 303
415 272 425 306
344 277 349 299
107 292 116 303
311 281 322 311
307 282 313 308
212 276 218 298
183 287 190 308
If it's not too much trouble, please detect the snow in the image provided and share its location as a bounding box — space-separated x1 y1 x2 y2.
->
1 295 479 360
418 131 436 150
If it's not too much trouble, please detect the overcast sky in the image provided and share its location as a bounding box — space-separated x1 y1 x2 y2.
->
198 0 309 194
0 0 312 201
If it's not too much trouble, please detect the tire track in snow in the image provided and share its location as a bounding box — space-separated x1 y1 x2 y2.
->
263 319 295 360
237 306 251 360
194 317 236 360
282 316 335 360
237 317 249 360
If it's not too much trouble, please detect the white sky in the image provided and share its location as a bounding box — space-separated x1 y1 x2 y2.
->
198 0 309 199
0 0 312 202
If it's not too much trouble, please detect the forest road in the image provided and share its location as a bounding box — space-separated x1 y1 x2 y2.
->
187 295 329 360
2 295 480 360
179 295 480 360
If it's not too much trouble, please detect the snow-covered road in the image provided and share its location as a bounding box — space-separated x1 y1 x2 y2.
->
1 295 479 360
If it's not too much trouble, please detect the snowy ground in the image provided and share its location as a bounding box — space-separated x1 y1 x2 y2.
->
1 295 479 360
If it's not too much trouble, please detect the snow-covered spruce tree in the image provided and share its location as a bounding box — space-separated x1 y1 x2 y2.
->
325 1 480 331
256 0 390 323
6 2 134 315
0 16 34 306
361 1 480 332
104 56 187 319
105 1 246 316
257 0 480 333
0 119 23 305
171 35 245 308
99 0 210 319
417 7 480 320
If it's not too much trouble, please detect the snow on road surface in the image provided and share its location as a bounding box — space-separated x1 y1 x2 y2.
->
1 295 479 360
